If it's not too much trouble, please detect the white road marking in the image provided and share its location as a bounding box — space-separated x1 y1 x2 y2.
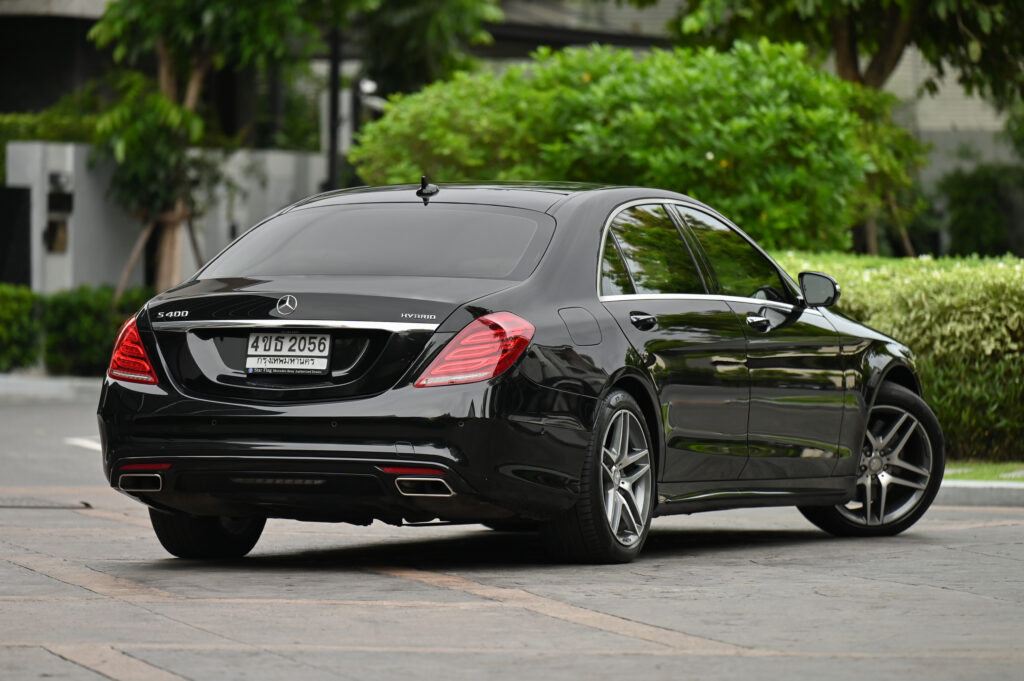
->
64 437 101 452
47 644 189 681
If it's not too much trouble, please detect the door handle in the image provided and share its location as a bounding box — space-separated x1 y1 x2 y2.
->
745 314 772 333
629 312 657 331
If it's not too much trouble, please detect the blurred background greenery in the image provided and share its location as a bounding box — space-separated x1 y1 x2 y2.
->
1 0 1022 460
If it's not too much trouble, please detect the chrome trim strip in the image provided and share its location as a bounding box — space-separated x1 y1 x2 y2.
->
150 319 439 332
598 292 823 316
663 489 796 503
595 197 811 307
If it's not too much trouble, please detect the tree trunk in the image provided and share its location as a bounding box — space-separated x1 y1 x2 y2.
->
886 192 916 257
832 14 862 83
186 215 204 267
155 199 187 292
864 212 880 256
862 1 919 89
155 38 177 101
112 221 156 308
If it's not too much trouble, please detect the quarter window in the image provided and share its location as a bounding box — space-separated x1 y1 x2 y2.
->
677 208 792 303
600 233 635 295
607 204 705 295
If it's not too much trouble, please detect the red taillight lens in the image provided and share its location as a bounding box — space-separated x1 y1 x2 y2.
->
414 312 534 388
108 316 158 384
378 466 445 475
120 463 171 471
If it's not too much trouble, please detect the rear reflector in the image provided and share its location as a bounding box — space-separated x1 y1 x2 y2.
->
379 466 446 476
414 312 534 387
120 463 172 471
108 316 158 384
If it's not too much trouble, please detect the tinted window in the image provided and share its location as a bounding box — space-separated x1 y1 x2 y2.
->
600 233 635 295
677 207 792 303
609 204 704 295
201 204 551 280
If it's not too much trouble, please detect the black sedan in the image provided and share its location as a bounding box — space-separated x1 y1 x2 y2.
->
98 182 944 563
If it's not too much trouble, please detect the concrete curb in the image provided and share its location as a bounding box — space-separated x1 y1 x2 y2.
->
0 374 102 402
936 480 1024 508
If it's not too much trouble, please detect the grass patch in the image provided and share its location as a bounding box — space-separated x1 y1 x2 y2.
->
943 462 1024 481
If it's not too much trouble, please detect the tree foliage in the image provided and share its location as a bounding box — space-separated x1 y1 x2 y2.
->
89 0 321 110
361 0 503 95
91 73 208 221
352 41 924 251
678 0 1024 103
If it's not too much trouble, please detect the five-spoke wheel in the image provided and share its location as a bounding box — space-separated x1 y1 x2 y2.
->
600 409 653 548
800 383 944 537
542 390 654 562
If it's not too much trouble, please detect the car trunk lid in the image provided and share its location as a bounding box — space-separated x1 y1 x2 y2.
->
143 275 513 403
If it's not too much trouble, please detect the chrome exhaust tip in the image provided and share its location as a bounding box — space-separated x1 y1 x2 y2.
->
118 473 163 493
395 477 455 498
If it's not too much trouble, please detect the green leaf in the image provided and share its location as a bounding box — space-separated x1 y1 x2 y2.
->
968 40 982 62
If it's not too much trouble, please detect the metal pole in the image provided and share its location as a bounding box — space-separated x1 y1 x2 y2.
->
325 25 341 190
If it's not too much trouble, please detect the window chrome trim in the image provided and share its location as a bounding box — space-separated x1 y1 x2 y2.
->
595 197 806 304
597 292 823 316
150 319 439 332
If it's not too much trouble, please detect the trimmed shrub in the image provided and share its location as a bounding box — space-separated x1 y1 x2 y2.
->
776 252 1024 461
352 40 925 252
0 284 41 371
42 285 152 376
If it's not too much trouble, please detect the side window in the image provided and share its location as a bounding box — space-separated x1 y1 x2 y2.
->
677 208 792 303
600 232 635 296
608 204 705 295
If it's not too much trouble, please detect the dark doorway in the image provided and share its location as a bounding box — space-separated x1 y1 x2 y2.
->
0 187 31 286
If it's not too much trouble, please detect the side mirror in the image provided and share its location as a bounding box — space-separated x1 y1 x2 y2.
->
799 271 841 308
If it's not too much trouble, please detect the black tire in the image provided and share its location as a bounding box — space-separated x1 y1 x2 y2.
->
149 509 266 559
540 390 655 563
799 383 944 537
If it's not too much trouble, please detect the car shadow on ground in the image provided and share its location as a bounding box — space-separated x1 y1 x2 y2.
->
138 524 841 574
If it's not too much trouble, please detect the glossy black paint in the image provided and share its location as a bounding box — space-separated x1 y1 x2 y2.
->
98 182 923 527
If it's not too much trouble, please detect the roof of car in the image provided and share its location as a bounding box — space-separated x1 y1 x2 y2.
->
286 181 620 214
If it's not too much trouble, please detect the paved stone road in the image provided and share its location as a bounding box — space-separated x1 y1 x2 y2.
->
2 397 1022 680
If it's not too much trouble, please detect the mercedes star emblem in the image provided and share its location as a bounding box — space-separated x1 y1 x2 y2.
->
276 294 298 316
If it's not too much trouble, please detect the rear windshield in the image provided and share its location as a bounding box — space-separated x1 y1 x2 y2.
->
200 203 554 280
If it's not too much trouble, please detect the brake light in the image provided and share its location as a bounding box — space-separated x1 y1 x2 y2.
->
108 316 158 384
378 466 445 475
414 312 534 387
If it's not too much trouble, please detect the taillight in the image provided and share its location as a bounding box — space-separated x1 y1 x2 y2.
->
414 312 534 387
108 316 158 384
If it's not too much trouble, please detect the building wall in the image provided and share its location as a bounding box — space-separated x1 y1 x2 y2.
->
4 141 326 294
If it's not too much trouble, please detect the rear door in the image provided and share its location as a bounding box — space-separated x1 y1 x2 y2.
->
599 203 749 482
674 206 847 480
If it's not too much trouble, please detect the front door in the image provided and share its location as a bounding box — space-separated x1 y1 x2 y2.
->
675 205 846 480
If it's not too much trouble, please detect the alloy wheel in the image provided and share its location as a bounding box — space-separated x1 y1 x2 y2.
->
600 409 653 547
838 404 934 527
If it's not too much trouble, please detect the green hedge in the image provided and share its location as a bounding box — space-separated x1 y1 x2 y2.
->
776 252 1024 461
0 284 42 371
42 285 152 376
352 40 925 252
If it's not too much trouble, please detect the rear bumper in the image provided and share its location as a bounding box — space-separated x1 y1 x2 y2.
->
98 373 599 523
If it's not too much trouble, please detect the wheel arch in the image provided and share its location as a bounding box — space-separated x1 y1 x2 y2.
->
602 370 664 482
868 359 922 412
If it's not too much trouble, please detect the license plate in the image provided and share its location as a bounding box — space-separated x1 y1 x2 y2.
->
245 333 331 375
